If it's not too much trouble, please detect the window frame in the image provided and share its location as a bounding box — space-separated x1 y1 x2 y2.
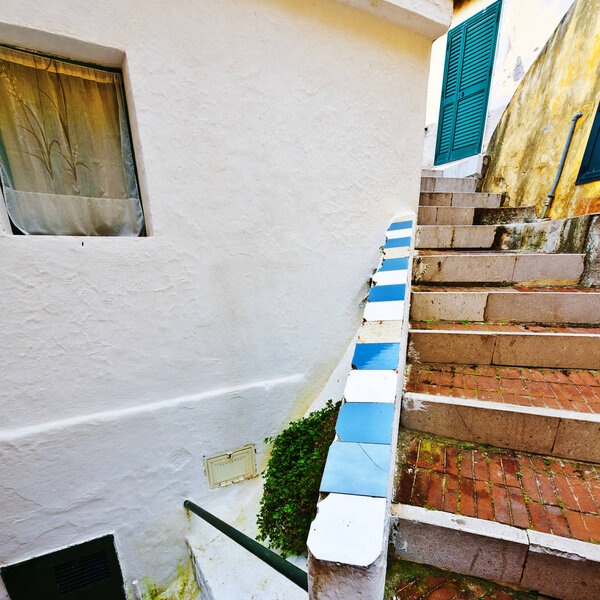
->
576 100 600 185
0 43 146 236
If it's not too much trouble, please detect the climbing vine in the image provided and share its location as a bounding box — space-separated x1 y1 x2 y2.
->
256 400 341 557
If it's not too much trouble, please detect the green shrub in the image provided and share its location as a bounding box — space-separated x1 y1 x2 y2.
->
256 400 341 557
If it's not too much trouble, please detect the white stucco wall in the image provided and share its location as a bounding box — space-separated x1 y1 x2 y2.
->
423 0 575 168
0 0 448 597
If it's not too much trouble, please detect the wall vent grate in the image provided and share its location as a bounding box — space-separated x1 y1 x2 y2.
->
54 550 111 595
1 534 125 600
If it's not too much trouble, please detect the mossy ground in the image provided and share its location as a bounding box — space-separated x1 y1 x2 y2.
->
385 557 551 600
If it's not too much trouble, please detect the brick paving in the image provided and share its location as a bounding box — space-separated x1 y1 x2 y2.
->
394 432 600 543
385 558 549 600
410 321 600 334
406 363 600 414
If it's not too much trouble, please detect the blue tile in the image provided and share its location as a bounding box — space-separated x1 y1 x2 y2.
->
352 343 400 370
320 441 391 497
336 403 395 444
368 284 406 302
379 257 409 271
384 237 411 248
388 220 413 231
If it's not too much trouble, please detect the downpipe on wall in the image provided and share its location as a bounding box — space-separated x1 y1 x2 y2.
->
540 112 583 219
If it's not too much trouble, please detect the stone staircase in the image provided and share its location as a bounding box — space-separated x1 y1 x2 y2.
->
389 171 600 600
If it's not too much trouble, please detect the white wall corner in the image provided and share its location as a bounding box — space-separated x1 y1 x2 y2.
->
337 0 452 39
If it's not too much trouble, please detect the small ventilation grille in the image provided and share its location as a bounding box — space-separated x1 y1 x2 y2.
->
53 550 110 595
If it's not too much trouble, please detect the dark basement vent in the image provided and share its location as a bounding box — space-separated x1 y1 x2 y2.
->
54 550 111 595
1 535 126 600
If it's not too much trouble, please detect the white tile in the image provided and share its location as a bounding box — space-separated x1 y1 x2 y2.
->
383 247 411 259
343 370 397 403
307 493 387 565
386 228 414 240
363 300 405 321
372 269 408 286
358 320 404 343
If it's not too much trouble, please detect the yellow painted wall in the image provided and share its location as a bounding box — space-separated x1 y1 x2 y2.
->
482 0 600 218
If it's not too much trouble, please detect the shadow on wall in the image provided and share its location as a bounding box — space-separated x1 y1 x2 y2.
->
482 0 600 219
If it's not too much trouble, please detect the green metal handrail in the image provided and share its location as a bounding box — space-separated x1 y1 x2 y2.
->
183 499 308 592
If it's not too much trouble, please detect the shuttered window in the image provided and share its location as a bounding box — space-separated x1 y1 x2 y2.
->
434 1 502 166
576 101 600 184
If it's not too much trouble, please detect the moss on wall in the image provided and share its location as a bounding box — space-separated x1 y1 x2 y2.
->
128 562 198 600
482 0 600 219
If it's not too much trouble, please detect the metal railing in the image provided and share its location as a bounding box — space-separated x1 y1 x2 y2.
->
541 111 584 219
183 500 308 592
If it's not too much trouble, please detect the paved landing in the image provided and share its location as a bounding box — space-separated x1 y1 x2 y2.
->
394 431 600 543
406 363 600 414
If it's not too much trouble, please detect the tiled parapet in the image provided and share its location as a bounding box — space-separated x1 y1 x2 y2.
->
307 214 415 600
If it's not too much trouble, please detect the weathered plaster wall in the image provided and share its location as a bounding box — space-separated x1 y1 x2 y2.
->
423 0 574 168
483 0 600 219
0 0 446 597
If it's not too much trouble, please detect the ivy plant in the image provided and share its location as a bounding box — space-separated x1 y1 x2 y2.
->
256 400 341 557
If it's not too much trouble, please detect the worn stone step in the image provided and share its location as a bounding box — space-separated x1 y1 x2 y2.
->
385 556 536 600
420 176 478 194
420 191 501 208
408 323 600 369
418 205 536 225
416 225 498 249
402 391 600 463
474 206 538 225
413 251 585 285
418 206 476 225
410 286 600 324
390 430 600 600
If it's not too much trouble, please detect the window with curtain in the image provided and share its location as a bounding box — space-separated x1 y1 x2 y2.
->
0 46 144 236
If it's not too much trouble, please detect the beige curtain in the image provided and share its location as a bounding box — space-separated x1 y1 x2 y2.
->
0 46 144 235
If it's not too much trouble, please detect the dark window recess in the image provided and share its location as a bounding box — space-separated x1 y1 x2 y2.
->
576 102 600 185
1 535 126 600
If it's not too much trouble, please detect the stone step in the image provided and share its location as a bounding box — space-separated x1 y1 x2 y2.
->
408 323 600 369
413 251 585 285
402 391 600 463
390 430 600 600
420 191 501 208
404 361 600 462
421 176 478 194
418 206 476 225
417 205 537 226
416 225 498 249
410 286 600 324
385 556 534 600
474 206 538 225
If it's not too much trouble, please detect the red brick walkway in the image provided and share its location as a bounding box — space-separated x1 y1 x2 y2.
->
385 558 547 600
394 432 600 542
406 363 600 414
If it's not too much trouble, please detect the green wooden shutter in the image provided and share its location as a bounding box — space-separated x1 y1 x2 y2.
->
435 1 502 166
576 101 600 184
